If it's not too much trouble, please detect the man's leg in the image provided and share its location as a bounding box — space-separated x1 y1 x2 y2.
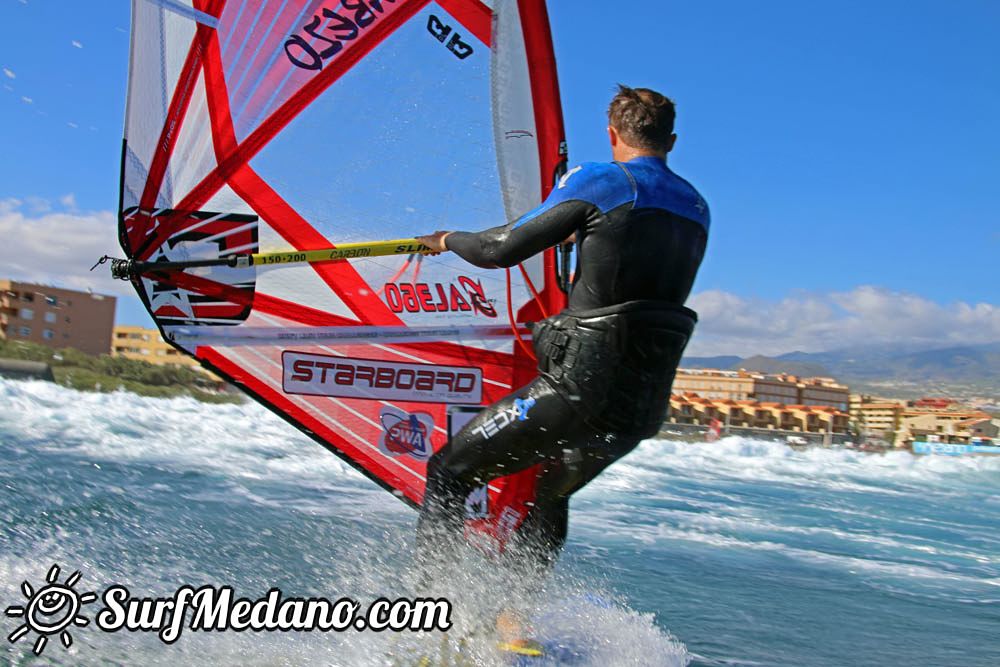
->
492 433 643 646
506 432 643 572
416 377 579 562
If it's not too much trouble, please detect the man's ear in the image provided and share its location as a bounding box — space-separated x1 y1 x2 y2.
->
608 125 619 147
666 133 677 153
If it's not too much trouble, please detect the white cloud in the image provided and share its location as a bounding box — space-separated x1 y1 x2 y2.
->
59 193 77 210
71 40 83 49
67 121 78 129
2 68 14 79
686 286 1000 356
24 196 51 214
0 198 133 299
20 96 32 104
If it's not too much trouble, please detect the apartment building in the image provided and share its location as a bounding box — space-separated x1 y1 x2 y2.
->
897 408 995 447
0 279 116 356
849 395 905 441
673 368 849 410
672 369 786 402
798 377 850 411
112 325 201 370
111 325 224 383
667 394 849 434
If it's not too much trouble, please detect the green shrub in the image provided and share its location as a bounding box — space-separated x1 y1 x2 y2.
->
1 338 238 402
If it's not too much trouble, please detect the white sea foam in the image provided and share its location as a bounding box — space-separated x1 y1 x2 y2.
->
0 378 361 492
0 378 691 665
567 435 1000 605
7 379 995 495
4 378 999 663
598 435 1000 497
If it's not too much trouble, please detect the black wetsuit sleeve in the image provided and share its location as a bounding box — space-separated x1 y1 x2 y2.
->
444 200 591 269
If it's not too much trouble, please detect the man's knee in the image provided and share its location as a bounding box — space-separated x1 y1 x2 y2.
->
425 447 483 507
426 446 464 482
535 440 639 502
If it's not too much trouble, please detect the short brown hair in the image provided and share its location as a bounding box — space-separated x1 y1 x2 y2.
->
607 84 676 152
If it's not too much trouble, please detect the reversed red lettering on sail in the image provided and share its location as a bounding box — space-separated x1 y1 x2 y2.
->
282 352 483 404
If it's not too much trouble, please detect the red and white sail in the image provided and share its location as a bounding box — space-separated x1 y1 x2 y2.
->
119 0 567 548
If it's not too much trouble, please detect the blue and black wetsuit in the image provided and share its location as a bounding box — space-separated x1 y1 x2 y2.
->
418 156 710 569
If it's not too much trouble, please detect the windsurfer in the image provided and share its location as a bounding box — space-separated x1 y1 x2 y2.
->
416 85 710 643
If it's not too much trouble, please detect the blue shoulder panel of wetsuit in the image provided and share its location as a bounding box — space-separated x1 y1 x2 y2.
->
619 157 711 231
513 162 635 227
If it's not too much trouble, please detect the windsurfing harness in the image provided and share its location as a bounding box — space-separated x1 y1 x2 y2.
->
532 302 696 438
117 0 569 552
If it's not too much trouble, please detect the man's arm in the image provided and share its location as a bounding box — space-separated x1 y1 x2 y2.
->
442 200 589 268
418 162 633 268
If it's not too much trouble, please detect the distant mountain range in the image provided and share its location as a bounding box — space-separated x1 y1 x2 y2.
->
682 343 1000 390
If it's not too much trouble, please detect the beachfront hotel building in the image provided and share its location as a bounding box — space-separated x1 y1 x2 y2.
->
666 394 850 435
672 368 850 411
849 396 905 442
667 369 851 436
896 409 996 447
0 279 116 356
850 393 997 448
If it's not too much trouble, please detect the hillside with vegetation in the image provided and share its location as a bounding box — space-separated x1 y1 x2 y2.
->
0 339 241 403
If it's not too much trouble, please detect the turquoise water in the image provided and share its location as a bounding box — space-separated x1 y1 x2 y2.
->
1 378 998 665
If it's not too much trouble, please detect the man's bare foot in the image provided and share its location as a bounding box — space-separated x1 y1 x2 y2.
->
496 608 526 645
496 609 543 656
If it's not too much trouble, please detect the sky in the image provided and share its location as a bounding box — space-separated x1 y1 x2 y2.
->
1 0 998 356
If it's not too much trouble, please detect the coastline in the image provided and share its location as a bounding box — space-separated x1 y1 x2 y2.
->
0 340 242 405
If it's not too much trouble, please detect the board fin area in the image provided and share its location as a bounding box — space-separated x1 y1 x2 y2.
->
498 639 545 657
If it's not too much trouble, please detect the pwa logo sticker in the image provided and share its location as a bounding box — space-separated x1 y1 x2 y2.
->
378 407 435 461
383 277 497 318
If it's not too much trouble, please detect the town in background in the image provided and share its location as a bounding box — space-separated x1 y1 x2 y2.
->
2 279 997 451
2 279 217 381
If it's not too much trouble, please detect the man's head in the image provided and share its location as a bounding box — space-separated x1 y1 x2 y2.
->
607 84 677 161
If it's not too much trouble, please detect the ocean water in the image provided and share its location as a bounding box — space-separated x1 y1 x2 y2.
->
1 377 998 666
